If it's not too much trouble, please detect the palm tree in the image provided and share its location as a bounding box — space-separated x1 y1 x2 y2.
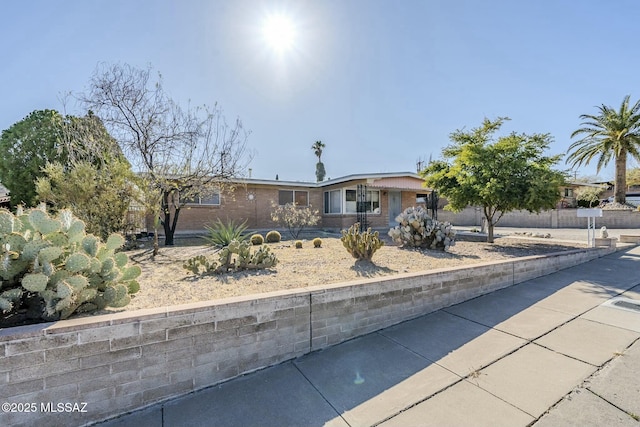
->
311 140 325 162
311 140 326 181
567 95 640 204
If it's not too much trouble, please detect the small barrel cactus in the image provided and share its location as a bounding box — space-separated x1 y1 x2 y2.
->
265 230 281 243
0 205 141 323
295 240 303 249
250 234 264 245
341 223 383 261
313 237 322 248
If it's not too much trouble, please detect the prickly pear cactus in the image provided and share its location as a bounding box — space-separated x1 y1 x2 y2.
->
0 206 141 324
340 223 384 261
183 239 278 276
388 206 456 251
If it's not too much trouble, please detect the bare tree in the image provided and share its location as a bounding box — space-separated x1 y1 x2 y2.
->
81 63 250 247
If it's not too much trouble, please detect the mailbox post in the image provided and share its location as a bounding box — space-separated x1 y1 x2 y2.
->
576 208 603 247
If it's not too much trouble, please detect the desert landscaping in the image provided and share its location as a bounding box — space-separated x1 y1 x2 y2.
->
118 234 587 312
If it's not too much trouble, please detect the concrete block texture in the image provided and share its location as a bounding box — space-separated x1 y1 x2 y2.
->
0 245 612 426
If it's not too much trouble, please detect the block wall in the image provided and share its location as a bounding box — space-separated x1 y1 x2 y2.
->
0 245 614 426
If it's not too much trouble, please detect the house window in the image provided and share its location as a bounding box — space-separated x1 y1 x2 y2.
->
278 190 308 206
564 188 574 197
183 189 221 205
324 190 341 214
416 193 429 204
344 189 380 214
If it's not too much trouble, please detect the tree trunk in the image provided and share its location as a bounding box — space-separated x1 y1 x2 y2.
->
614 149 627 204
487 222 494 243
163 210 174 246
162 209 182 246
483 207 496 243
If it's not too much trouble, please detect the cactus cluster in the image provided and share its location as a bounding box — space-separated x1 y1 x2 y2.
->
340 223 384 261
183 239 278 275
388 206 456 251
0 206 141 321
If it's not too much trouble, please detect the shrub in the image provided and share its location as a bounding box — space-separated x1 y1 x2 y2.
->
313 237 322 248
388 206 456 251
203 219 248 247
270 202 320 239
0 205 141 324
575 186 601 208
265 230 281 243
250 234 264 245
183 239 278 275
295 240 303 249
340 223 383 261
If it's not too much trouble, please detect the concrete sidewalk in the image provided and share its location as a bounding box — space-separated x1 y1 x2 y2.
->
98 246 640 427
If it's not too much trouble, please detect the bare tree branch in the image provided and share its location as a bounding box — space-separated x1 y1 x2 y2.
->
79 63 251 246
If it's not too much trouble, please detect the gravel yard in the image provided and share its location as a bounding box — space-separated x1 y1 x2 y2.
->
112 235 587 313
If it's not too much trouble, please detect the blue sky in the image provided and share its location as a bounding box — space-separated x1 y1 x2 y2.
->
2 0 639 182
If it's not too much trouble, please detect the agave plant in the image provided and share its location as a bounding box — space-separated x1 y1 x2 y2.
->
203 219 249 247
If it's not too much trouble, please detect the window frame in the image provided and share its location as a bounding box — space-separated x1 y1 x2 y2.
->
344 188 381 214
278 190 309 206
323 189 342 214
183 189 221 206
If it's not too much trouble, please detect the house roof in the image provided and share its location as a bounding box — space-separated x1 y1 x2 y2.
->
565 181 608 189
238 172 426 189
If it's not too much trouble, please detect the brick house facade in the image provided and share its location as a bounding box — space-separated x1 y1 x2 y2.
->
171 172 430 234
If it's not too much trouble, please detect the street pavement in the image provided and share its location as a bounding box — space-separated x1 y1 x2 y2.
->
97 242 640 427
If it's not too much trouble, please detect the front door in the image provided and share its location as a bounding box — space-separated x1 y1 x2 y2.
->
389 191 402 226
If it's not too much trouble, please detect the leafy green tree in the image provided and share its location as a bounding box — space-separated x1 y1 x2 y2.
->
312 140 326 182
36 160 136 241
0 110 66 207
567 95 640 204
421 117 565 243
35 113 137 240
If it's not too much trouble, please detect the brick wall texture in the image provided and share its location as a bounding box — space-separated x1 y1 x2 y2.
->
0 245 614 426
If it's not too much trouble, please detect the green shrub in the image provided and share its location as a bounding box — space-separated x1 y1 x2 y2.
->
250 234 264 245
295 240 303 249
265 230 281 243
203 219 248 247
388 206 456 251
575 186 601 208
0 205 141 323
340 223 383 261
183 239 278 275
313 237 322 248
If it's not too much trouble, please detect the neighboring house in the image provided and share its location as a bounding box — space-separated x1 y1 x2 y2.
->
0 184 9 208
558 182 607 208
174 172 430 233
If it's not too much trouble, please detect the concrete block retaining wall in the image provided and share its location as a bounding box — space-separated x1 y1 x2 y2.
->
438 207 640 229
0 245 614 426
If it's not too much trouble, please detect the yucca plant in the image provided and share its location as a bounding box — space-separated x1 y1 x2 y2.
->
203 219 248 247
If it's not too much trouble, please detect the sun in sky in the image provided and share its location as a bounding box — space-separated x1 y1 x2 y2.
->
262 13 297 54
